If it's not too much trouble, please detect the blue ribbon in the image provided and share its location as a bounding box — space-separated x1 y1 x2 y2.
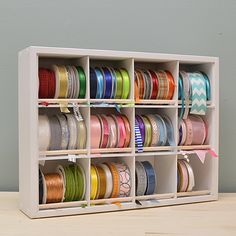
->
94 68 104 99
102 67 113 99
90 68 97 99
142 161 156 195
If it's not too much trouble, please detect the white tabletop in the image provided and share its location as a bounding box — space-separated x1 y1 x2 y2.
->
0 192 235 236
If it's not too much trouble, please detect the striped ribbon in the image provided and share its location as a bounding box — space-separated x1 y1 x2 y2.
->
135 119 143 152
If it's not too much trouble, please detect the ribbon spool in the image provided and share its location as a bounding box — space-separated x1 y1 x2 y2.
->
135 114 174 147
90 114 131 149
178 115 207 146
177 159 195 192
135 161 156 196
38 68 56 98
57 164 86 202
178 71 210 118
38 65 86 99
90 67 130 99
90 162 131 200
39 169 64 204
134 69 175 100
39 114 86 151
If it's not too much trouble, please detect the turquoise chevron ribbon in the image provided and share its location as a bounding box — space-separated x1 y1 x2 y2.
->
189 73 207 115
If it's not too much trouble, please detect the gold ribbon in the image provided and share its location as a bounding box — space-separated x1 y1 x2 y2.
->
57 66 68 98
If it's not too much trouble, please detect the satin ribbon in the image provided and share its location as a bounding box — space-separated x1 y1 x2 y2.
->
113 115 126 148
148 70 158 99
90 115 102 149
102 67 113 99
142 161 156 195
72 66 80 98
39 169 44 204
106 116 118 148
98 164 113 198
179 71 190 119
97 115 109 148
90 68 97 99
119 69 130 99
94 68 104 99
141 116 152 147
177 159 195 192
120 115 131 147
53 65 69 98
166 71 175 99
136 115 145 145
95 165 107 199
114 69 123 99
106 163 119 198
135 70 145 99
108 67 116 99
76 66 86 98
90 165 98 200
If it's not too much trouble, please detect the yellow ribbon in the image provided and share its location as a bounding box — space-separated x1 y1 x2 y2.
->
90 165 98 200
57 66 68 98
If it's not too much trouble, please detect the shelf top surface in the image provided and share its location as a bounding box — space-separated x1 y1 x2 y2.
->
20 46 219 64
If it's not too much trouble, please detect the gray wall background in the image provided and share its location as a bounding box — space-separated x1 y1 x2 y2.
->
0 0 235 191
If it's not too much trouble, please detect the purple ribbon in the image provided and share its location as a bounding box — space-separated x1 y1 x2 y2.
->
135 115 145 144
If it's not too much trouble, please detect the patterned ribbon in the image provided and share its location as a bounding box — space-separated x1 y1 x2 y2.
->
189 73 207 115
135 118 143 152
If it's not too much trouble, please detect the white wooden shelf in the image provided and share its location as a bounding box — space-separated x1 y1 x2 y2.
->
177 190 211 198
19 46 219 218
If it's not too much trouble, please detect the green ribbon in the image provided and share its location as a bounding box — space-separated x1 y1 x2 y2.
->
76 66 86 98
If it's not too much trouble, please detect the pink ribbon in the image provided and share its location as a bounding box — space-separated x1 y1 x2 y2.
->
180 149 218 164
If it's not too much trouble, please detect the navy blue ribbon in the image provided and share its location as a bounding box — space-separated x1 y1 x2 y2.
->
90 68 97 99
142 161 156 195
102 67 113 99
39 169 43 204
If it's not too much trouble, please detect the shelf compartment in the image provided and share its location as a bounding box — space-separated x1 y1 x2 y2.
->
135 155 177 196
179 62 215 104
134 60 179 102
177 152 214 193
38 56 90 100
89 58 134 101
39 200 88 210
177 190 211 198
39 158 90 207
